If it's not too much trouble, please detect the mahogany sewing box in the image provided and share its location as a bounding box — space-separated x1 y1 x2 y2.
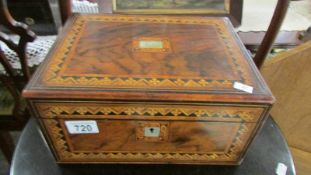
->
23 14 275 165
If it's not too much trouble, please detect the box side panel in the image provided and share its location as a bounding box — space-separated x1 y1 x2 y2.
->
28 100 61 162
31 100 271 164
42 118 256 164
236 104 273 163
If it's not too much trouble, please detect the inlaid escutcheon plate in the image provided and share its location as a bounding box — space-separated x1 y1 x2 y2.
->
132 37 171 53
136 122 169 142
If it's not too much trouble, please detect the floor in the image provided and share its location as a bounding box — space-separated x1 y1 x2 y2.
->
290 147 311 175
0 132 20 175
0 152 9 175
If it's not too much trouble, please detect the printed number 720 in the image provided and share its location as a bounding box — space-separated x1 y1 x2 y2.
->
74 124 93 132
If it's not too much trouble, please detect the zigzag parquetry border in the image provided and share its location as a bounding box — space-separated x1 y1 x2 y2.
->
43 118 251 162
35 102 263 122
42 15 253 91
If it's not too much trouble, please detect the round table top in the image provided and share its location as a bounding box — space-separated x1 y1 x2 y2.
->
10 116 296 175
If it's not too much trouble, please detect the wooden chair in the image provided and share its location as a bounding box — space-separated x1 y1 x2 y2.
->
0 0 36 163
261 40 311 175
58 0 290 70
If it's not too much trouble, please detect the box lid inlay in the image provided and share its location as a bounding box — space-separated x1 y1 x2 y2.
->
24 14 274 103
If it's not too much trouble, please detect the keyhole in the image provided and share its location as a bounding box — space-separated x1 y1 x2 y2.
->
150 128 154 133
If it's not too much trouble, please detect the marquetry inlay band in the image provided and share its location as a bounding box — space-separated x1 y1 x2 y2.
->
35 102 265 122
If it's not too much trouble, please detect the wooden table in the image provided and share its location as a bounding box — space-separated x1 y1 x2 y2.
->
10 116 296 175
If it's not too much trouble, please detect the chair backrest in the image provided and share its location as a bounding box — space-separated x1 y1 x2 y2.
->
0 0 36 82
58 0 72 25
261 40 311 155
0 0 36 122
57 0 289 70
253 0 289 69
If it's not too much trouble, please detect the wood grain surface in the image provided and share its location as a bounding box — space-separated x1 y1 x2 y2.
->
23 14 274 104
29 100 269 164
41 118 256 163
261 41 311 175
261 41 311 152
290 147 311 175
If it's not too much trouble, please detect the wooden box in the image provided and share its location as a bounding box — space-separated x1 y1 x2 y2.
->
23 14 275 165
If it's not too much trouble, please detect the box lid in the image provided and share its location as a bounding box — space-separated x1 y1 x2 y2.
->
23 14 274 104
